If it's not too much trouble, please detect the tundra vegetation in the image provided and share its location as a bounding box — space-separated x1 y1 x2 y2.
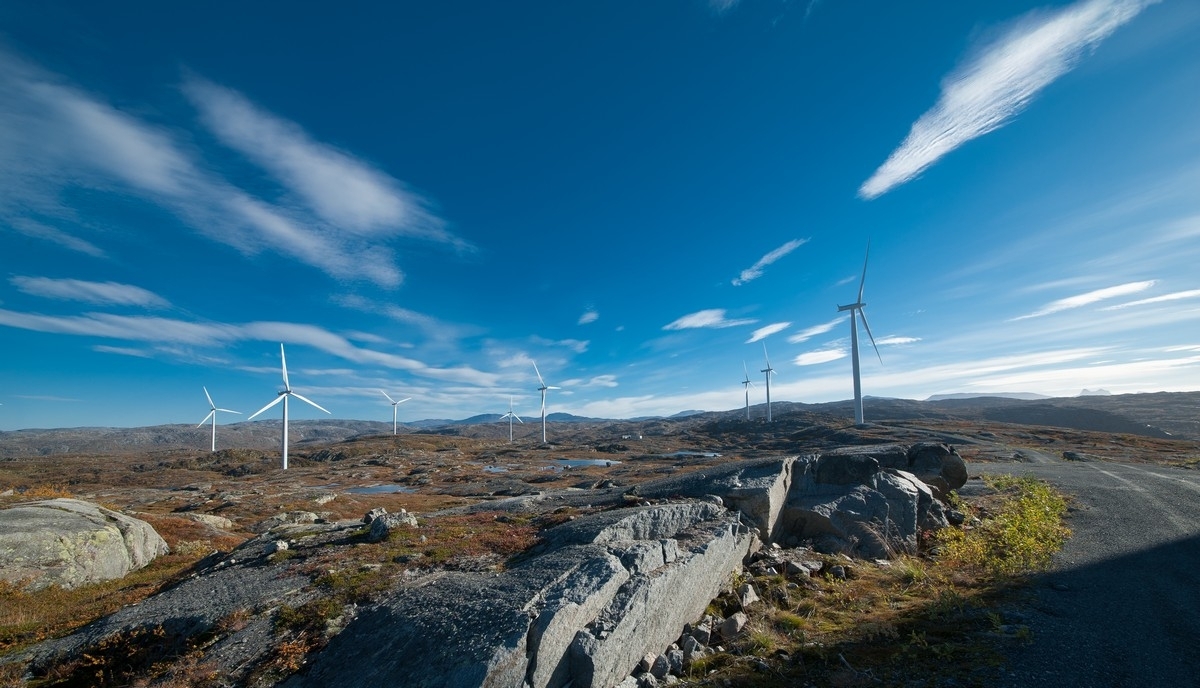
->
0 406 1187 687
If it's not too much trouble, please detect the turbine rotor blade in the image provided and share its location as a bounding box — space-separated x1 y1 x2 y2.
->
396 397 411 404
198 410 215 427
248 394 285 420
204 386 215 408
280 343 290 390
547 386 561 390
857 240 871 304
762 342 772 369
291 392 331 414
859 308 883 365
533 361 546 387
514 414 524 423
215 408 240 414
381 389 396 404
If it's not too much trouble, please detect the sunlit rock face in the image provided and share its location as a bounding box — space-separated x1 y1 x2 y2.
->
0 498 169 590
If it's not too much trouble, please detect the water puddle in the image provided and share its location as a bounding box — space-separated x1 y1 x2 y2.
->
344 484 415 494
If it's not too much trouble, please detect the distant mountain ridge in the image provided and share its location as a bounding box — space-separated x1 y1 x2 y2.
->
925 392 1051 401
1 391 1197 457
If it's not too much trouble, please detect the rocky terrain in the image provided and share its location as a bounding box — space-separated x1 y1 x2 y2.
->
0 392 1197 687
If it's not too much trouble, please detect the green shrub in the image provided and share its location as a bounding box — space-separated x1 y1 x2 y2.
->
936 475 1070 578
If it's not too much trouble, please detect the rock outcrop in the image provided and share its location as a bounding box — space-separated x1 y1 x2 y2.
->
631 451 953 559
0 498 169 590
288 502 755 688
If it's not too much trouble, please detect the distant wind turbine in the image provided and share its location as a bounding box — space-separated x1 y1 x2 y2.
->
380 390 411 436
533 362 560 444
499 396 523 443
247 343 330 470
760 344 776 422
741 362 756 420
197 387 240 453
837 241 883 425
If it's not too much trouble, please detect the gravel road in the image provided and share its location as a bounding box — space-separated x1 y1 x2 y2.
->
980 453 1200 687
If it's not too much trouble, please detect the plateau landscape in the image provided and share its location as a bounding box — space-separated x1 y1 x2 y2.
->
2 0 1200 686
3 393 1200 686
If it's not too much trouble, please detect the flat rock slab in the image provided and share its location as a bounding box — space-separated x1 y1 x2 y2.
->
0 498 169 590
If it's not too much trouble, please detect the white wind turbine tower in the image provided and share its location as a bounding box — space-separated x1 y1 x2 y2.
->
197 387 240 452
247 343 330 470
533 362 560 444
499 396 523 443
760 344 776 422
837 241 883 426
380 390 411 436
741 362 756 420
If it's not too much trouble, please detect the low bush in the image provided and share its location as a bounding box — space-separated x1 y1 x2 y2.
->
935 475 1071 578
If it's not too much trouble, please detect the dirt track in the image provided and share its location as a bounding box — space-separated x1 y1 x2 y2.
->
984 455 1200 686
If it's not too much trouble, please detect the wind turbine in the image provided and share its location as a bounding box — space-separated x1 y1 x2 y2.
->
197 387 240 452
837 241 883 426
247 343 330 470
741 362 756 420
499 396 523 443
380 390 411 436
760 344 776 422
533 362 560 444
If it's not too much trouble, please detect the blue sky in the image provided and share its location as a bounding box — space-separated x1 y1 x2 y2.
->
1 0 1198 430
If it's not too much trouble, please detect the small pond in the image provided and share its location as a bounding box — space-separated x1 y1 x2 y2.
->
344 484 416 494
554 458 622 468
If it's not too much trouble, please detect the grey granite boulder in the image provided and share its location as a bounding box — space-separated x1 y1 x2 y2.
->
0 498 169 590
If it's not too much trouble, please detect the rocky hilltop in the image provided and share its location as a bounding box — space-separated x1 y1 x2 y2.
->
4 445 966 687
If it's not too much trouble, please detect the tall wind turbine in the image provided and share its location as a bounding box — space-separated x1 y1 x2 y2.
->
741 362 756 420
533 362 560 444
197 387 240 452
247 343 330 470
760 344 776 422
837 242 883 425
380 390 411 436
499 396 523 443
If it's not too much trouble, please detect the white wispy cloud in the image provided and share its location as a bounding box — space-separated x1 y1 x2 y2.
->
859 0 1153 199
578 309 599 325
1012 280 1156 320
11 277 169 308
561 375 619 389
0 308 499 386
794 347 847 366
876 335 921 346
183 77 457 247
531 336 590 354
709 0 739 13
732 239 808 286
0 50 455 288
8 219 106 258
663 309 757 330
13 394 80 402
746 322 791 343
92 345 152 358
787 316 846 343
1100 289 1200 310
335 294 481 341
